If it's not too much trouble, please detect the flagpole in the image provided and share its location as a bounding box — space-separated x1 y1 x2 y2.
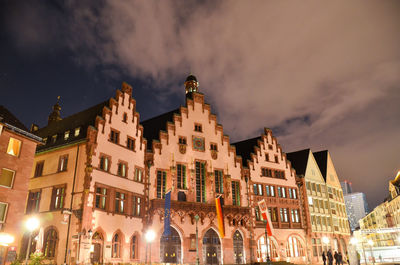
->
264 220 272 265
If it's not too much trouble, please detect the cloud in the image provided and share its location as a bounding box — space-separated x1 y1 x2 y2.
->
5 0 400 208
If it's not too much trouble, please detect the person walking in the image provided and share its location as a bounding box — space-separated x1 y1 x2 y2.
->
328 250 334 265
345 251 350 264
322 251 327 265
334 251 339 265
338 252 343 265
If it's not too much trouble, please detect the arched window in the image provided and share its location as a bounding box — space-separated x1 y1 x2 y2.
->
286 236 304 257
43 228 58 258
112 233 121 258
257 235 278 261
131 235 138 259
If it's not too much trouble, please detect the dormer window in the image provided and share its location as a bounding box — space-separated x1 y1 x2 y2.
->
110 129 119 144
52 135 57 143
74 127 80 137
43 137 47 144
64 131 70 140
194 123 202 132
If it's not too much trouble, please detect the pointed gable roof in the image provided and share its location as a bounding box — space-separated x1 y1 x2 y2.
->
141 108 180 151
313 150 328 180
232 136 261 166
286 149 310 176
0 105 29 131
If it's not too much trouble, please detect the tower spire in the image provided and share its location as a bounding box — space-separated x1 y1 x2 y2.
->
48 96 62 125
184 74 199 95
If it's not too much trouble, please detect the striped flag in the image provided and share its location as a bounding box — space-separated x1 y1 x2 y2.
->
163 190 171 236
215 195 225 238
258 199 274 236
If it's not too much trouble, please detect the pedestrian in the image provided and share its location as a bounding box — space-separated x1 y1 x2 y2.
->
334 251 339 265
328 250 334 265
338 252 343 265
345 251 350 264
322 251 327 265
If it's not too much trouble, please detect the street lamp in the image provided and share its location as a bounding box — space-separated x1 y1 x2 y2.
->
24 217 40 265
322 236 330 252
0 233 14 246
145 229 156 264
195 214 200 265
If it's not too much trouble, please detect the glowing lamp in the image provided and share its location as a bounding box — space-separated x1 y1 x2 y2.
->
0 233 15 246
145 229 156 243
25 217 40 232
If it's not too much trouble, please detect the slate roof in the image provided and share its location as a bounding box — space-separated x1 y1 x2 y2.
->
286 149 310 176
0 105 29 131
232 136 261 166
313 150 328 180
35 101 108 151
141 108 180 151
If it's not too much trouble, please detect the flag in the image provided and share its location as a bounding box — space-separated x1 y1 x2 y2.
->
258 199 274 236
35 227 44 253
215 195 225 238
163 190 171 236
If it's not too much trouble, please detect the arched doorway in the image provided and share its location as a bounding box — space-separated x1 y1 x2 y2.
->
91 232 104 264
286 236 305 258
233 230 244 264
160 227 181 263
340 238 347 253
257 235 278 262
203 229 221 265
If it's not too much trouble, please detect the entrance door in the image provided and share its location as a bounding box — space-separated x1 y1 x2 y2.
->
92 243 101 264
160 227 181 263
203 229 221 265
233 230 244 264
91 232 103 264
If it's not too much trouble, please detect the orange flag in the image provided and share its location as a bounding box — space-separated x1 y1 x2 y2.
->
258 199 274 236
215 195 225 238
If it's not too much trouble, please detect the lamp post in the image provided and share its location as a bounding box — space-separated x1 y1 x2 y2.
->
195 214 200 265
145 229 156 264
322 236 330 252
24 217 40 265
367 240 374 265
263 220 272 265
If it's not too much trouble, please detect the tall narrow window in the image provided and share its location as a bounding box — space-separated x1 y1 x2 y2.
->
255 206 261 221
134 168 143 182
95 187 107 210
110 129 119 144
115 192 126 213
0 168 15 188
293 189 297 199
99 156 110 171
74 127 80 137
0 202 8 223
269 207 278 222
288 188 293 199
123 113 128 123
231 181 240 206
43 229 58 258
282 187 286 198
214 170 223 194
278 187 282 197
117 163 127 178
177 164 187 189
195 161 206 202
6 137 21 156
127 137 135 151
280 208 289 223
34 161 44 177
270 186 275 197
58 155 68 172
112 233 121 258
131 236 138 259
156 170 167 198
26 191 41 213
51 186 65 210
132 196 142 217
64 131 70 140
266 185 271 196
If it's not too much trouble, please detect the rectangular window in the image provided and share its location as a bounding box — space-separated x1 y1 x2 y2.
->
261 168 272 177
26 191 41 213
177 164 187 189
52 134 57 143
95 187 107 210
270 186 275 197
291 209 300 223
127 137 135 151
100 156 110 171
210 143 218 151
274 170 285 179
178 136 187 145
288 188 293 199
110 130 119 144
253 184 258 195
266 185 271 196
0 202 8 223
269 207 278 222
132 196 142 217
115 192 126 213
278 187 282 197
6 137 21 156
195 161 206 202
258 184 263 196
317 184 321 193
64 131 69 140
156 170 167 199
0 168 15 188
34 161 44 177
194 123 202 132
312 183 316 192
274 155 279 163
134 168 143 182
280 208 289 223
282 187 286 198
74 127 80 137
232 181 240 206
58 155 68 172
51 186 65 210
265 153 269 161
117 163 127 178
214 170 223 194
306 182 311 190
293 188 297 199
255 206 261 221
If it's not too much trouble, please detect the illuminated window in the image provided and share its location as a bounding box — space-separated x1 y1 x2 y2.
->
6 137 21 156
0 168 15 188
99 156 110 171
34 161 44 177
74 127 80 137
64 131 69 140
51 135 57 143
134 168 143 182
157 170 167 199
286 236 304 257
0 202 8 223
115 192 126 213
131 235 138 259
112 233 121 258
95 187 107 210
195 161 206 202
291 209 300 223
177 164 187 189
117 162 127 178
43 228 58 258
269 207 278 222
257 236 278 262
214 170 223 193
282 187 286 198
253 183 263 196
178 136 187 145
26 191 41 213
110 129 119 144
43 137 47 144
51 186 65 210
132 196 142 217
280 208 289 223
58 155 68 172
127 137 135 151
194 123 202 132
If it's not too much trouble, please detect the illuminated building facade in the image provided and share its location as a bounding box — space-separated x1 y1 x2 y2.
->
0 107 41 265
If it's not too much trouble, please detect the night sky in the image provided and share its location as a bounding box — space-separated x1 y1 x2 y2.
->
1 0 400 209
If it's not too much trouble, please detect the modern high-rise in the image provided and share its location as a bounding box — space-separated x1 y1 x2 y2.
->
341 180 353 195
344 192 369 231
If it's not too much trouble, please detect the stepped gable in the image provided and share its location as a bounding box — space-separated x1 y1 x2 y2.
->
232 136 261 166
313 150 328 180
0 105 29 131
35 101 108 151
141 108 180 151
286 149 311 176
